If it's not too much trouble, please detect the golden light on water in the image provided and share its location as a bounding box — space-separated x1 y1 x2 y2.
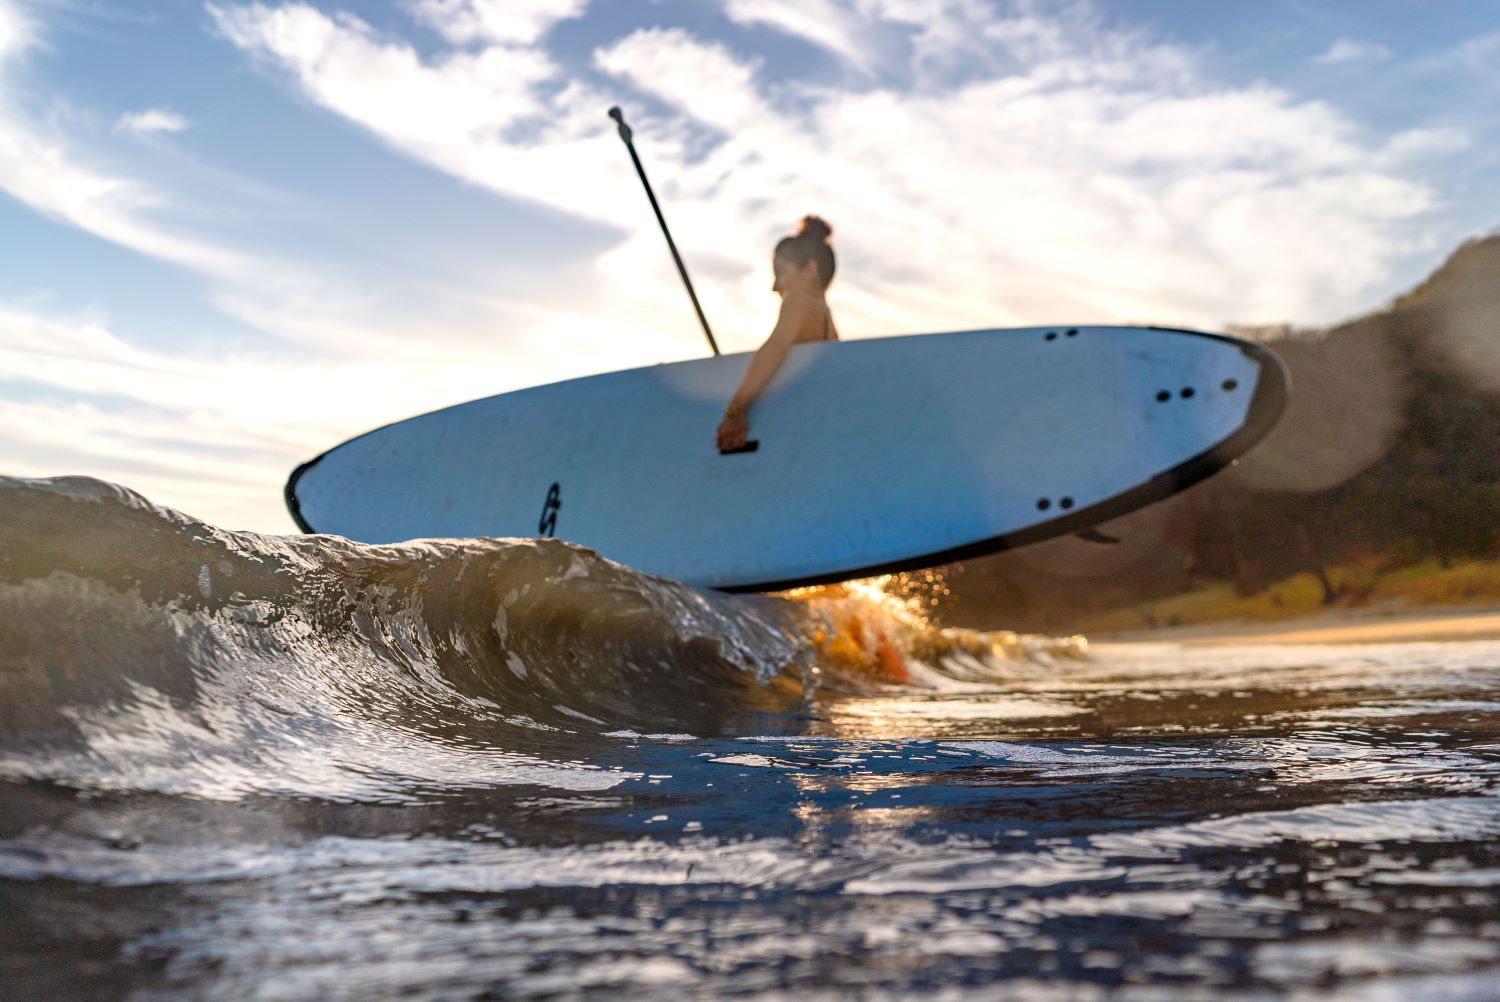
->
776 569 1087 684
776 569 952 627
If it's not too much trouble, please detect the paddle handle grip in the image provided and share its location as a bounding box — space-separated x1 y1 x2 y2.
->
608 106 631 143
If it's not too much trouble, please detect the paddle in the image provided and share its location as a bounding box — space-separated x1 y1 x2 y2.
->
608 107 721 356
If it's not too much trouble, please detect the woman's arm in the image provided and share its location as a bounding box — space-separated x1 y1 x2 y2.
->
716 295 813 450
730 294 812 410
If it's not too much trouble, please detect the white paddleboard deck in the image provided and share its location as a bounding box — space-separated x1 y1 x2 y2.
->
287 326 1287 590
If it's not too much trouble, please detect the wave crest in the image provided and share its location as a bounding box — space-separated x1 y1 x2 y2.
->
0 475 1071 799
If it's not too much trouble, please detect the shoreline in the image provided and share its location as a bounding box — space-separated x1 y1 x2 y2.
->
1090 604 1500 646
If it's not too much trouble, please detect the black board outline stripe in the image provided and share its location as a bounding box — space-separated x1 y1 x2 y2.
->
284 455 319 534
283 326 1289 593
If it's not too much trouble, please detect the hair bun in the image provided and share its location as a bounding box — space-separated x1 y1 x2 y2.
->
797 215 832 243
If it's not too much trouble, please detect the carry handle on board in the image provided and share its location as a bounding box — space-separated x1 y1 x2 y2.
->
609 107 720 357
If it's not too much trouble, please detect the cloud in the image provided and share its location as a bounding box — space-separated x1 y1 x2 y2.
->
0 7 248 275
0 57 452 361
1314 38 1391 65
116 108 190 135
204 1 712 353
0 297 686 530
1410 29 1500 85
0 304 309 528
406 0 586 46
207 0 1456 335
1381 126 1470 163
0 0 31 59
0 126 244 275
0 3 602 364
205 2 627 217
594 28 767 129
1449 31 1500 73
0 5 267 280
723 0 876 72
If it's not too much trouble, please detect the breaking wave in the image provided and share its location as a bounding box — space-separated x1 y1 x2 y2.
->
0 475 1079 801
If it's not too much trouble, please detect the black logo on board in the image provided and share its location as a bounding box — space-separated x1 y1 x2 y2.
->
538 483 561 537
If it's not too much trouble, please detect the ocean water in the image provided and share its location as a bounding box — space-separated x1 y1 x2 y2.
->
3 474 1500 1000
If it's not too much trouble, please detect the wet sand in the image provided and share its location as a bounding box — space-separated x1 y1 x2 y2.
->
1096 606 1500 647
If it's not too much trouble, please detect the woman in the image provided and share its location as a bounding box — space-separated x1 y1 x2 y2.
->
715 216 838 451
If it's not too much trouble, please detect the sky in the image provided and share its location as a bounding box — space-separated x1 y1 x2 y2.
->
1 0 1497 532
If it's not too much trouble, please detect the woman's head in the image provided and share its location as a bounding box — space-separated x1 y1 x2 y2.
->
773 215 835 293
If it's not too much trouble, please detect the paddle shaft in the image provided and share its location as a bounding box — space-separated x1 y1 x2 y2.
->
608 107 720 356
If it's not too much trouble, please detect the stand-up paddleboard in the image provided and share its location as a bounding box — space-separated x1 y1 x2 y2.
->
286 325 1287 591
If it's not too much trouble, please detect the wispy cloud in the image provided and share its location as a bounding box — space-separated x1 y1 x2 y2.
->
1315 38 1392 65
405 0 586 46
723 0 876 72
0 6 247 275
0 303 312 527
0 0 30 59
1381 126 1470 164
594 28 767 129
116 108 190 136
0 114 247 277
0 48 458 362
203 2 633 225
0 2 599 360
210 0 1454 333
1450 30 1500 73
0 297 677 529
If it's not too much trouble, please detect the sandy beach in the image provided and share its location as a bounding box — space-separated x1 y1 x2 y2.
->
1094 605 1500 646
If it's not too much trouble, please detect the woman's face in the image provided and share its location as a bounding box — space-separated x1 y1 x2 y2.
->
772 252 817 296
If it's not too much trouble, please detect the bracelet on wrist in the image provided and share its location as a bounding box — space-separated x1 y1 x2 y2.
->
725 403 744 417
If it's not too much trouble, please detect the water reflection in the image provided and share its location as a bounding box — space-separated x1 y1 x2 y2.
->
5 637 1500 998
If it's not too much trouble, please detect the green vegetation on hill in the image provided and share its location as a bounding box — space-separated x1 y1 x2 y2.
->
1078 558 1500 633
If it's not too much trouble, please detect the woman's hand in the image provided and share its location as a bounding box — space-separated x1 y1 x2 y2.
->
716 411 749 451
